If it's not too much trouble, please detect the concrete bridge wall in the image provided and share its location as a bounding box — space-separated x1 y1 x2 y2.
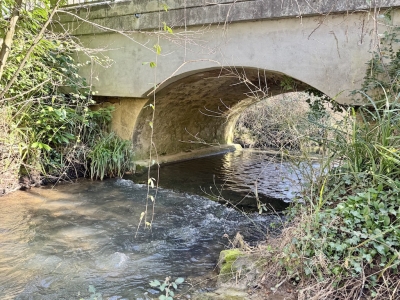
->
56 1 400 160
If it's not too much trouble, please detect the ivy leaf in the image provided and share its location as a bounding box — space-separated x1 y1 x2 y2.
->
375 245 386 255
174 277 184 284
150 280 161 287
362 253 373 263
353 263 362 273
383 215 390 226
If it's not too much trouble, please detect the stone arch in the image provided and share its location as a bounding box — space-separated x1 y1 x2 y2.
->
132 66 315 160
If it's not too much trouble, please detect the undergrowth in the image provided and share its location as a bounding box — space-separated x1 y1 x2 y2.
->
233 92 335 152
258 23 400 300
0 0 134 186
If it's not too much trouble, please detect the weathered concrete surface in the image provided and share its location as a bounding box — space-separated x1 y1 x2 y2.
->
59 0 400 33
61 7 399 103
56 1 400 159
95 97 148 140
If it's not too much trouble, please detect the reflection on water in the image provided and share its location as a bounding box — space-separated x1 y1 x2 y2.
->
130 150 301 211
0 179 282 299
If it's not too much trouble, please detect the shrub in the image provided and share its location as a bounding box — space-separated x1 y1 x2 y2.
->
0 0 117 184
88 132 134 180
234 92 338 152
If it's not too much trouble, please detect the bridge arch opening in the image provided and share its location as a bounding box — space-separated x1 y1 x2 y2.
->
232 92 321 151
132 67 317 160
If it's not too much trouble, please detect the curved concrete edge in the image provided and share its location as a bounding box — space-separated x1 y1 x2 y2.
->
134 144 242 167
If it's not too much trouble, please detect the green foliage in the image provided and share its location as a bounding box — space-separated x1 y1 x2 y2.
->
278 100 400 297
88 132 134 180
278 26 400 298
322 103 400 188
359 26 400 103
42 106 113 178
280 75 296 91
149 277 184 300
305 87 346 114
286 188 400 275
0 0 124 183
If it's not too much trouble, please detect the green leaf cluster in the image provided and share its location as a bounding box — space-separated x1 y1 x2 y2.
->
0 0 126 182
149 276 184 300
286 188 400 277
360 26 400 103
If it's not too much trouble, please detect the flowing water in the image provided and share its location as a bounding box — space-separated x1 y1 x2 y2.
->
0 149 299 299
130 149 301 211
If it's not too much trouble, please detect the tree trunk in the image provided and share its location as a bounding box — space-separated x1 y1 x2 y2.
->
0 0 23 83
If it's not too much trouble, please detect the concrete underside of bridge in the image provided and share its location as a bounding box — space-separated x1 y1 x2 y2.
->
58 1 400 161
98 67 310 160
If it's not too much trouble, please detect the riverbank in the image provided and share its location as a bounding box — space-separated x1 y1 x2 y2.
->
191 234 296 300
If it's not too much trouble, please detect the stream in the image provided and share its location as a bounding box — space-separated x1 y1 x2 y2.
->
0 149 300 299
129 150 301 211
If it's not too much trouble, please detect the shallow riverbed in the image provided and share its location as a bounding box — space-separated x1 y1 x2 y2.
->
0 178 282 299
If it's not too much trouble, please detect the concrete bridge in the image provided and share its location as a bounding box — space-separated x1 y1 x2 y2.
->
57 0 400 161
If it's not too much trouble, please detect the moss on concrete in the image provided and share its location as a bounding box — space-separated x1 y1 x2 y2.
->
218 249 244 279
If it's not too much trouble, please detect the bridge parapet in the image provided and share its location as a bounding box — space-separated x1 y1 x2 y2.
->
59 0 400 35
